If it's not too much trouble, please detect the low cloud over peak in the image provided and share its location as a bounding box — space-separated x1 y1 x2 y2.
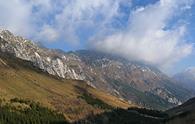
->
92 0 194 69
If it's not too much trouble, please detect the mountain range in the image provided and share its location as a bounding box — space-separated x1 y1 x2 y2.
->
173 67 195 91
0 29 195 124
0 29 193 111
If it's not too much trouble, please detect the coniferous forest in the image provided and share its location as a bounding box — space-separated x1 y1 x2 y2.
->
0 98 68 124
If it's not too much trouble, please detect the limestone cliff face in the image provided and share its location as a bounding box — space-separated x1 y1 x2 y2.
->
0 29 192 109
0 30 85 80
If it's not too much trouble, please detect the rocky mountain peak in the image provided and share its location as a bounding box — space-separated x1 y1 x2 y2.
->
0 30 85 80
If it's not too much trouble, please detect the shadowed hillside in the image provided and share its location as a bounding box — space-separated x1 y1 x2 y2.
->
75 107 168 124
165 97 195 124
74 97 195 124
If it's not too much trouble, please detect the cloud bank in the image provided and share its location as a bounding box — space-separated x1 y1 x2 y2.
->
0 0 33 36
0 0 132 42
0 0 194 69
93 0 194 68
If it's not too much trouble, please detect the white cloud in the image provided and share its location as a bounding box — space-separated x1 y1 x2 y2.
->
38 25 59 42
0 0 132 42
0 0 119 42
0 0 34 36
0 0 193 70
93 0 194 69
52 0 127 44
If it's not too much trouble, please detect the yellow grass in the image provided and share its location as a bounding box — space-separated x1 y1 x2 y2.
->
0 56 132 122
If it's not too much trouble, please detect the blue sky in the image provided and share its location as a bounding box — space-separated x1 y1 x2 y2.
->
0 0 194 75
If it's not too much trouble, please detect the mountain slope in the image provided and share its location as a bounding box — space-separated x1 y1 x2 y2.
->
76 107 167 124
0 29 193 110
0 52 131 122
74 50 192 109
165 97 195 124
75 97 195 124
173 68 195 91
